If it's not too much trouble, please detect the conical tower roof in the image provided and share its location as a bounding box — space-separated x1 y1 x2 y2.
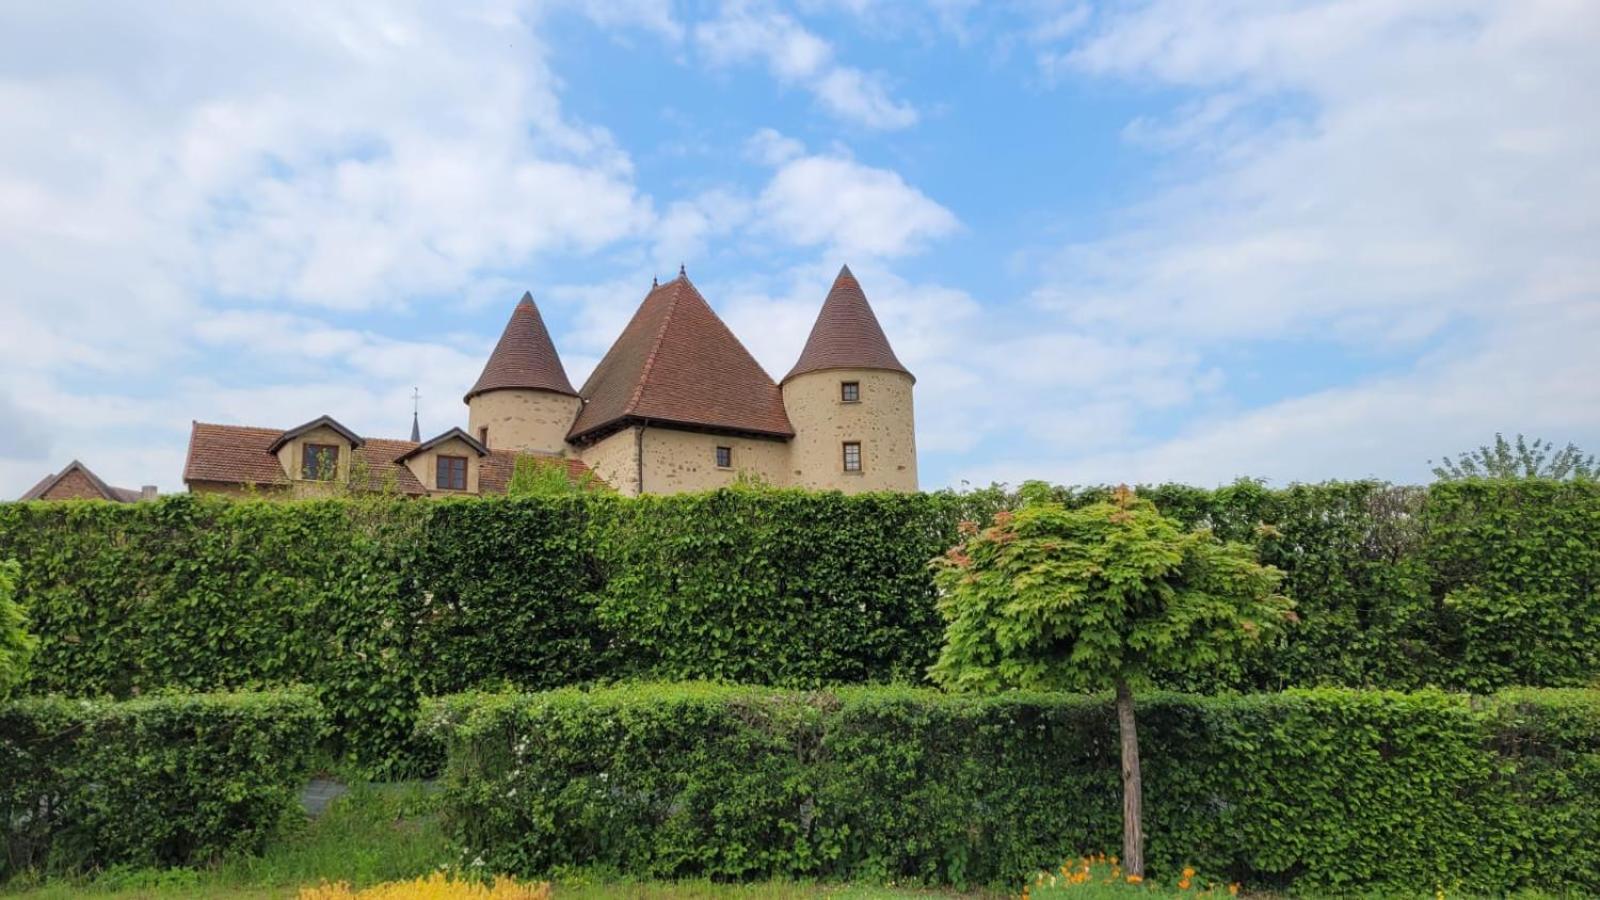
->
783 265 912 383
568 273 793 442
464 292 577 402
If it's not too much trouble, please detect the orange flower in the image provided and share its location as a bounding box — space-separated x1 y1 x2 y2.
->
1126 875 1143 884
1179 879 1192 890
1228 884 1240 896
1183 868 1196 878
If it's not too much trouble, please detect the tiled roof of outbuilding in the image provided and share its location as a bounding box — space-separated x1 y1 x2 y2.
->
568 274 794 442
465 292 577 401
783 265 912 384
182 422 597 495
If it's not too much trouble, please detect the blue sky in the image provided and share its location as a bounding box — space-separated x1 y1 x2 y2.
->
2 1 1597 496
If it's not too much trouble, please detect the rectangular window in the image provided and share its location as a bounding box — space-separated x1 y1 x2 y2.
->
478 426 489 447
841 381 860 402
437 455 468 491
715 446 733 469
301 443 339 480
842 441 862 472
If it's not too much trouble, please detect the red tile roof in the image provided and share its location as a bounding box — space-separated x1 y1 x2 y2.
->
183 422 597 495
568 274 794 442
783 265 913 384
465 292 577 402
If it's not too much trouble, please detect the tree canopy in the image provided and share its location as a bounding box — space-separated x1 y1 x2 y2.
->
929 485 1293 692
1431 433 1596 481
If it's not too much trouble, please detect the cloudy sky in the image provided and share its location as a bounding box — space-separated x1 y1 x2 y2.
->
2 0 1597 496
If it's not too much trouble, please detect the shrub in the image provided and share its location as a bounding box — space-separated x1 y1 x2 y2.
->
0 559 35 698
425 684 1600 895
4 480 1600 771
0 690 324 878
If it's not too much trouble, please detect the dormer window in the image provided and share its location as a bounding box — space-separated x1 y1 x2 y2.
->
437 455 467 491
301 444 340 480
841 381 860 403
715 446 733 469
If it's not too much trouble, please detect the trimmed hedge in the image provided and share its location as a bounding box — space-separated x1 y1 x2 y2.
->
3 480 1599 770
0 690 324 878
423 684 1600 894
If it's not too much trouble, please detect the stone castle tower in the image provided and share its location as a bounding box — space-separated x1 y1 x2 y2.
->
463 266 917 496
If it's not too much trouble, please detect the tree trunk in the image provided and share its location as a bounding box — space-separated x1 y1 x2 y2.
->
1115 676 1145 878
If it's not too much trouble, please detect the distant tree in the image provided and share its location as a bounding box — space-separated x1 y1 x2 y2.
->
506 456 598 497
929 483 1292 877
0 559 37 699
1430 433 1597 481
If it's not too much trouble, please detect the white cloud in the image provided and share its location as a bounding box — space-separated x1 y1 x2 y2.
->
995 0 1600 486
756 145 959 257
0 1 678 496
694 1 918 129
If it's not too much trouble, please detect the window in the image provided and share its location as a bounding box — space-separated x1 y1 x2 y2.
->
842 441 862 472
840 381 860 403
715 446 733 469
478 426 489 447
301 443 340 480
437 455 468 491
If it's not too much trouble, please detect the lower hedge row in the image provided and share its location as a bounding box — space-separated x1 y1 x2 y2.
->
0 691 324 879
425 684 1600 894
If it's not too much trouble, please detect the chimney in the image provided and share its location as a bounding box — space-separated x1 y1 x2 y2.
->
140 485 158 501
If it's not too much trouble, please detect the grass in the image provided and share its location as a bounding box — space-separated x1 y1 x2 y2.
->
0 789 1570 900
0 785 988 900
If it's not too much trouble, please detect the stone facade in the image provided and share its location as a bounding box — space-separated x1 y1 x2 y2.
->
781 367 917 494
467 389 582 455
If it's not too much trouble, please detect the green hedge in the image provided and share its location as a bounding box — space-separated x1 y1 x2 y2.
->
3 480 1599 770
0 690 324 879
423 684 1600 894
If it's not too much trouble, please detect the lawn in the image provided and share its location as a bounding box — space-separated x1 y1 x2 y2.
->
0 785 994 900
0 786 1567 900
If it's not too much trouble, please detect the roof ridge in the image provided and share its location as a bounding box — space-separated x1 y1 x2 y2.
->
622 280 682 419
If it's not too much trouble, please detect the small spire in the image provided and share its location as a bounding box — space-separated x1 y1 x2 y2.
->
678 263 686 279
652 275 658 288
409 387 421 442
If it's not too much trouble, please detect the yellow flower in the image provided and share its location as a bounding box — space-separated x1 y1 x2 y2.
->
1179 878 1192 890
1228 884 1240 896
1126 875 1144 884
1183 867 1196 878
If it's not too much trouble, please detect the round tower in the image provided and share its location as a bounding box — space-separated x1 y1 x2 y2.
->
464 292 581 454
781 266 917 493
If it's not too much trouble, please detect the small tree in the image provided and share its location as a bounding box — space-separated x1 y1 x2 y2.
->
0 559 37 698
1430 433 1596 481
506 455 599 497
929 484 1292 876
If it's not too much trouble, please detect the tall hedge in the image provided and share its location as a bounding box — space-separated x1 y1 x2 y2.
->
2 480 1599 770
0 690 324 878
423 684 1600 894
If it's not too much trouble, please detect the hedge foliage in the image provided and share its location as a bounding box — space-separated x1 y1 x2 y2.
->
0 690 324 878
2 479 1598 769
423 684 1600 894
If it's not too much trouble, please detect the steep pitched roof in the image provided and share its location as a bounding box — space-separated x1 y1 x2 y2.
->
183 422 600 495
465 292 577 401
568 274 794 442
783 265 913 384
19 460 141 502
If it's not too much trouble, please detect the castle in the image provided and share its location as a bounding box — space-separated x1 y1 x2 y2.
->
176 265 917 498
